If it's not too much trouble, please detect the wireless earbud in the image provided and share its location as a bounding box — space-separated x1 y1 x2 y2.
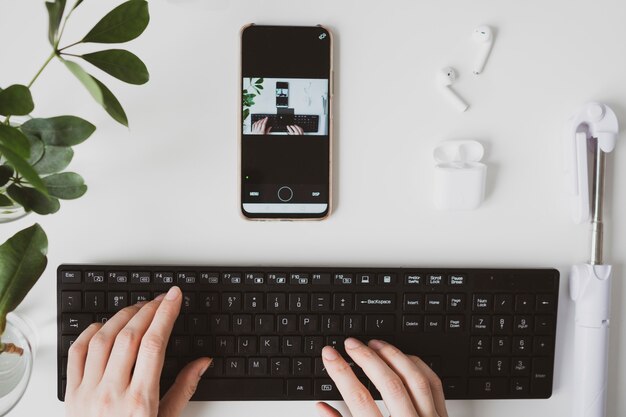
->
472 25 494 75
437 67 469 112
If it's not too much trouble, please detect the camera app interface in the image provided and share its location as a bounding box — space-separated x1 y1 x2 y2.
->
241 26 331 217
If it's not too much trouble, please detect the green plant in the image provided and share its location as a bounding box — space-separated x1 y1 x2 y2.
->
0 0 151 355
242 77 264 122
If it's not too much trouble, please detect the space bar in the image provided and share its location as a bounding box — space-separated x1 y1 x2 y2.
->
192 379 285 400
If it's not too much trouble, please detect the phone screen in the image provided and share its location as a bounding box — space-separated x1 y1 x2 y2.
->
241 25 331 219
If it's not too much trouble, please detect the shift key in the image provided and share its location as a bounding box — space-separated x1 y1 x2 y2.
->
356 294 396 311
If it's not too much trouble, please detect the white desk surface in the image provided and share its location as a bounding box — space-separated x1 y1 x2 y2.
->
2 0 626 416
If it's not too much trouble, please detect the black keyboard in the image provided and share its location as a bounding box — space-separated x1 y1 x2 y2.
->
57 265 559 401
251 113 320 133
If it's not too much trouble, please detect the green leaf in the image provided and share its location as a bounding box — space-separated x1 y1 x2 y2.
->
242 108 249 121
0 194 12 207
24 134 45 165
62 59 103 103
0 166 14 187
46 0 66 46
82 0 149 44
21 116 95 147
71 0 84 11
0 144 47 194
42 172 86 199
92 77 128 126
0 125 30 159
0 85 34 116
62 59 128 126
81 49 149 85
7 185 60 215
33 145 74 175
0 224 48 334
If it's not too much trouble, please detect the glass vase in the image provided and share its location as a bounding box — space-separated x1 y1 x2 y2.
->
0 313 36 416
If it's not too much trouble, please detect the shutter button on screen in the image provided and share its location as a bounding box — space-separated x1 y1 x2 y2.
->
277 186 293 202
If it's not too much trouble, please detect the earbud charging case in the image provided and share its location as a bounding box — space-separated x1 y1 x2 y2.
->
433 140 487 210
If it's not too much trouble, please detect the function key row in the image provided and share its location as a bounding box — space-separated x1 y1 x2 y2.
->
61 271 468 287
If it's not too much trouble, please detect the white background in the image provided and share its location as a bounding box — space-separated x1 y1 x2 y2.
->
1 0 626 416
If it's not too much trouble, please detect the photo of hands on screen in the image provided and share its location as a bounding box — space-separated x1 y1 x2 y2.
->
242 77 329 136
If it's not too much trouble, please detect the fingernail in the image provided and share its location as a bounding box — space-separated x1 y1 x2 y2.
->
368 339 386 350
322 346 339 361
199 358 213 377
344 337 363 350
165 286 180 301
155 293 166 301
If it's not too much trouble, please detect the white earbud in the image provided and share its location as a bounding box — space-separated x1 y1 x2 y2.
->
437 67 469 112
472 25 494 75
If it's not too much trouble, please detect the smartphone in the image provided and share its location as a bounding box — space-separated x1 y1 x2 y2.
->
275 81 289 108
240 25 333 220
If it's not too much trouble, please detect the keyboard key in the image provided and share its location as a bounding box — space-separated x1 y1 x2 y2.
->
425 294 444 311
210 315 229 333
130 292 150 305
511 378 530 395
215 336 235 355
357 273 375 285
533 335 553 354
473 294 492 312
283 336 301 354
233 315 252 333
514 315 533 334
515 294 534 312
492 336 511 354
260 336 279 355
333 293 352 311
300 315 318 332
245 272 265 285
404 293 423 311
311 273 331 285
192 379 284 400
154 272 173 285
469 357 488 375
534 315 555 334
365 315 395 334
470 336 490 354
61 291 82 312
512 336 531 355
292 357 311 375
531 357 553 395
61 270 81 284
447 294 465 311
290 273 310 285
468 378 507 396
83 294 103 315
311 293 330 311
471 315 491 333
278 315 297 333
424 315 443 332
85 271 105 284
321 315 341 333
343 315 362 334
446 315 464 332
267 293 286 312
536 294 556 312
305 336 324 355
287 379 311 397
108 292 128 311
199 272 219 285
61 335 78 355
333 273 353 285
355 294 395 311
248 358 267 375
493 315 512 334
222 272 242 285
315 378 341 399
182 293 195 312
199 292 219 312
494 294 513 312
256 314 275 333
271 357 289 376
177 272 196 285
192 336 212 355
222 293 241 311
224 358 245 376
443 378 466 396
107 271 128 284
512 357 531 375
448 274 466 285
238 336 256 354
130 271 151 284
405 274 424 285
268 272 288 285
428 274 444 285
289 293 308 311
377 273 396 285
61 314 93 334
187 315 207 333
403 315 422 332
491 357 509 375
244 293 264 312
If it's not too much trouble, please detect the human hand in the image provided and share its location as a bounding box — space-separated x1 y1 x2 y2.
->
286 125 304 135
251 116 272 134
318 338 448 417
65 286 211 417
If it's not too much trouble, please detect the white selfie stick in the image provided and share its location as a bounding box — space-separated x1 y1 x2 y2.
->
565 102 618 417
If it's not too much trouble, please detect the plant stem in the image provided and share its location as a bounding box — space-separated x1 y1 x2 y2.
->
0 342 24 356
27 50 57 89
58 40 81 52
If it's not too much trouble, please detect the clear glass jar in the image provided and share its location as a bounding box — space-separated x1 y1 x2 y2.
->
0 313 36 416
